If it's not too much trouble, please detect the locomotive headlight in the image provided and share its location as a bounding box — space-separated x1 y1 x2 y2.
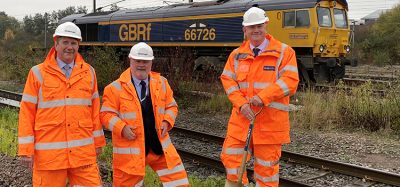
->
344 45 351 53
319 45 325 52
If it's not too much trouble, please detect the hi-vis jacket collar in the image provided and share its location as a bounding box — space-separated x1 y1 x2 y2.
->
236 34 283 58
44 47 85 72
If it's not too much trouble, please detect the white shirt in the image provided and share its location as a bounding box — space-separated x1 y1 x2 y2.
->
250 38 270 54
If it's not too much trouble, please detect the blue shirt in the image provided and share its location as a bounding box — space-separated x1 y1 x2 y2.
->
131 75 149 101
56 57 75 78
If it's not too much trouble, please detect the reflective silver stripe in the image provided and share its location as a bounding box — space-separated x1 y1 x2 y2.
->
35 137 94 150
108 116 120 131
254 82 271 89
161 137 172 150
21 94 38 104
166 100 177 107
223 148 243 155
276 43 288 79
111 81 121 91
276 80 290 96
92 91 99 99
38 98 92 109
279 65 298 75
93 130 104 137
226 168 238 175
238 82 249 89
268 102 290 112
163 178 189 187
113 147 140 154
156 163 185 176
255 182 261 187
18 136 34 144
222 69 236 80
89 66 95 89
161 76 167 93
38 87 43 102
31 65 43 83
165 110 176 120
135 180 143 187
120 112 136 120
100 106 119 114
255 158 279 167
158 107 165 114
254 173 279 183
226 85 239 95
234 50 239 73
74 185 102 187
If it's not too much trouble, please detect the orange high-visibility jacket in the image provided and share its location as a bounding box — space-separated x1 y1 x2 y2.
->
18 47 105 170
100 69 180 176
221 34 299 144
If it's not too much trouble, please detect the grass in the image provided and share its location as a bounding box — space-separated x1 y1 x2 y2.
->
144 167 228 187
0 107 18 156
292 82 400 134
194 93 232 114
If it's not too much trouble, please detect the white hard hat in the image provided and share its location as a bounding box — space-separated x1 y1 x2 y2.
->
53 22 82 41
242 7 269 26
129 42 154 61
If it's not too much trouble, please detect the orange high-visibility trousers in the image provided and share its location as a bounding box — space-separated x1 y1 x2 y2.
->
221 136 281 187
113 151 189 187
32 163 102 187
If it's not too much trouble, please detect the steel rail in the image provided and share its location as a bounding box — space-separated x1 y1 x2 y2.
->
0 89 22 101
312 84 388 97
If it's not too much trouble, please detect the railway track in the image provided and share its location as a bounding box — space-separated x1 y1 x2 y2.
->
2 88 400 186
341 77 394 87
344 73 399 82
171 127 400 187
311 84 389 97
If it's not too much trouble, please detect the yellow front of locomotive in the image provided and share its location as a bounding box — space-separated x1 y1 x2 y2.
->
313 0 351 59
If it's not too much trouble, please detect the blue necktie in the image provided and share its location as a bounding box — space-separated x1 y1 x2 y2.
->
140 81 146 102
63 65 71 78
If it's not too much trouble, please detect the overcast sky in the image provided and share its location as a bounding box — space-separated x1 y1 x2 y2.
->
1 0 399 21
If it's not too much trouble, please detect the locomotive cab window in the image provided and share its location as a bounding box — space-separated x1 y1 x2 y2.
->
334 8 348 28
317 7 332 27
296 10 310 27
284 11 295 27
284 10 309 27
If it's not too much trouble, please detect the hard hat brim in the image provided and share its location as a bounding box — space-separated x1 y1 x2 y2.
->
53 34 82 41
242 17 269 26
129 54 154 61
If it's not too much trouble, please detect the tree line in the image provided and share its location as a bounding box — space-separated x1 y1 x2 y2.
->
0 6 87 50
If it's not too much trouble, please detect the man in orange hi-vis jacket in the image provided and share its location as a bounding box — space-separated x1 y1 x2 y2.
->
221 7 299 187
100 42 189 187
18 22 105 187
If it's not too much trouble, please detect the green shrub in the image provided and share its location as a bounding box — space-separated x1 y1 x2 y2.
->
360 5 400 65
336 82 400 132
0 107 18 156
84 47 124 91
4 49 45 83
291 89 340 130
291 83 400 134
